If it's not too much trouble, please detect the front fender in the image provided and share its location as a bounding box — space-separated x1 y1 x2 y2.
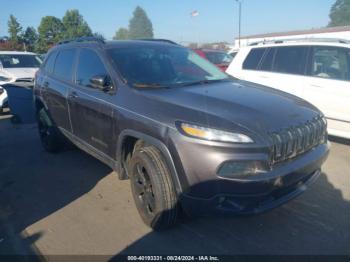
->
117 129 183 195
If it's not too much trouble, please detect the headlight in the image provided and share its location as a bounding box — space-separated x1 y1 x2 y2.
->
179 122 254 143
0 76 12 82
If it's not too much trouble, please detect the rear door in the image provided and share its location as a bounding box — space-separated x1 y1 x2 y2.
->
237 46 310 98
303 45 350 137
68 48 115 157
45 48 77 132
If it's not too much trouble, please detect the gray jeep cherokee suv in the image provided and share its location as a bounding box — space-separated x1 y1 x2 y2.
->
34 37 330 229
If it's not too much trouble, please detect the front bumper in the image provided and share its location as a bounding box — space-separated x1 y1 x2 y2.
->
167 130 330 216
180 169 321 216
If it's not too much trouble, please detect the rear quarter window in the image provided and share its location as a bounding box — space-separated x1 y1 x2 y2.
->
242 48 267 70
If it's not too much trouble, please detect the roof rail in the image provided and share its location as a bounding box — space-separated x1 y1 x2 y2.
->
248 37 350 46
57 36 105 45
137 38 178 45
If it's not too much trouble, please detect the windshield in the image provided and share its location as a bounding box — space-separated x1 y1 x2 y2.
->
108 45 230 87
0 54 42 68
204 51 233 65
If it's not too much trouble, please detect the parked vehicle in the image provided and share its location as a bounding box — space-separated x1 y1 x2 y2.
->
228 48 239 59
226 38 350 139
193 48 233 71
0 51 42 84
0 51 42 113
34 37 329 229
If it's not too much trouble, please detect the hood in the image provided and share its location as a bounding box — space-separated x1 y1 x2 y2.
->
141 80 321 136
0 68 38 82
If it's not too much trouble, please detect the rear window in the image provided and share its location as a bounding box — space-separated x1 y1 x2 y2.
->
242 48 266 70
0 54 42 68
273 46 308 75
53 49 76 82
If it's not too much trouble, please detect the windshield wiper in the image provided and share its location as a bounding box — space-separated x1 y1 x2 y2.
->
175 79 229 87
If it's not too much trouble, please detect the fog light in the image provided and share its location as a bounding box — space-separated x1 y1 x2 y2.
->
217 161 268 179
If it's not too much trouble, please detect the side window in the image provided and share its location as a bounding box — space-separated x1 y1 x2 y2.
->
76 49 109 88
242 48 267 70
260 48 275 71
44 51 57 73
309 46 350 81
53 49 76 82
273 46 308 75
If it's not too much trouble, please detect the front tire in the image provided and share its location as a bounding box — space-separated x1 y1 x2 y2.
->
36 107 62 153
129 145 179 230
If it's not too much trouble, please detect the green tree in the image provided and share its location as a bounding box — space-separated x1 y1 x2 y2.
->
22 26 38 52
7 15 22 45
328 0 350 27
113 27 129 40
62 9 92 39
128 6 153 39
37 16 63 53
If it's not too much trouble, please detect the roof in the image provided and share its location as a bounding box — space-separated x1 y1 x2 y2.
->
105 40 178 48
51 39 179 51
241 40 350 50
0 51 36 55
240 25 350 40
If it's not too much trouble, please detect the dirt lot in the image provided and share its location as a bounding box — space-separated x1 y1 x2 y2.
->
0 87 350 258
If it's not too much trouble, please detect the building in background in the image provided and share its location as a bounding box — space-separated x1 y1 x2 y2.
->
233 25 350 48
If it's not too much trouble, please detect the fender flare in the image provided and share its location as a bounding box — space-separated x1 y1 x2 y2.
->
117 129 183 195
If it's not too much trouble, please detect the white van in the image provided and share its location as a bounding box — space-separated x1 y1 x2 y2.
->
226 39 350 139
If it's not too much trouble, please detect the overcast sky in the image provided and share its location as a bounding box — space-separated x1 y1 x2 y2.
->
0 0 335 43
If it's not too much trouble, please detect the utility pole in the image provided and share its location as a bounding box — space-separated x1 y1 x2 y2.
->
236 0 242 48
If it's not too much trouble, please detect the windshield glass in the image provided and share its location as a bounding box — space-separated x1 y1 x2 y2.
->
0 54 42 68
205 51 233 65
108 45 230 87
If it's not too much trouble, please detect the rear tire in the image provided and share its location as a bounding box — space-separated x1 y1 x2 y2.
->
36 107 62 153
128 145 179 230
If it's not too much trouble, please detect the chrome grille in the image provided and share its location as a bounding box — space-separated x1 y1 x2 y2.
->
271 116 327 164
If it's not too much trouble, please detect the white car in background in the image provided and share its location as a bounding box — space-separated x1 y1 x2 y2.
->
226 38 350 139
0 51 42 113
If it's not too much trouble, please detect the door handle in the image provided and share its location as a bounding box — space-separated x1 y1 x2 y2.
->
68 91 79 99
43 81 49 88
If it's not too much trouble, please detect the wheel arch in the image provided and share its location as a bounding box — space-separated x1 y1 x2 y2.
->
34 96 48 112
117 129 183 195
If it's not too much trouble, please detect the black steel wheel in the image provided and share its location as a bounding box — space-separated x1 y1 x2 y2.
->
129 145 179 230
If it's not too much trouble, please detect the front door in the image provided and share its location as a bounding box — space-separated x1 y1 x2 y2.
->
303 46 350 138
68 48 115 157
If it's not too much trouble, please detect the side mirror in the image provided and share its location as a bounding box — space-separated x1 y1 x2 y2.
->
90 75 112 91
